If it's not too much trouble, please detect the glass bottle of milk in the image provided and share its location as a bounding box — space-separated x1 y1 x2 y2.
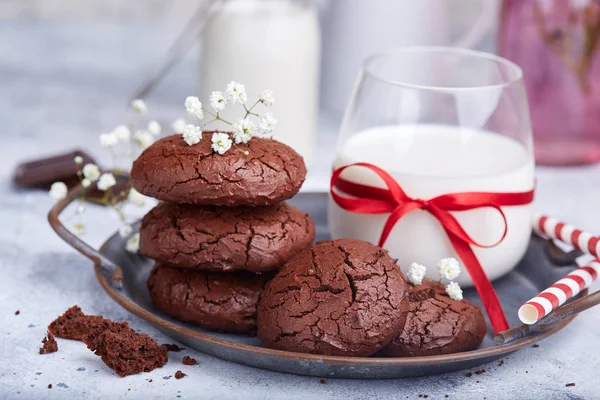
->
201 0 320 165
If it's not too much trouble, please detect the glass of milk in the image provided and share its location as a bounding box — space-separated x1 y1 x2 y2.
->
328 47 534 287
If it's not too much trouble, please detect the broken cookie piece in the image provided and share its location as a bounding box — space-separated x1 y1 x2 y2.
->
39 332 58 354
83 320 168 377
48 306 107 340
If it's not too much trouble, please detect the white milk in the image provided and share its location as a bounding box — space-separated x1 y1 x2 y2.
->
328 124 535 287
201 0 320 164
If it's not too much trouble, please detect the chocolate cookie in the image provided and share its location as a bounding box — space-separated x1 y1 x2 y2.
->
139 202 315 273
147 263 271 333
131 134 306 206
257 239 408 357
380 279 487 357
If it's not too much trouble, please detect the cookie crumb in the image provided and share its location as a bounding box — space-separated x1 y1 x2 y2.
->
465 372 473 378
476 380 480 384
148 379 153 383
566 382 576 387
182 356 197 366
162 343 182 352
498 359 504 367
47 384 52 389
319 379 326 384
532 344 540 348
39 332 58 354
15 310 20 315
175 370 186 380
474 369 486 375
525 370 528 374
445 396 449 398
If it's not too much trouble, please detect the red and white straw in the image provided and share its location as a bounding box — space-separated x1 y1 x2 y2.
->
518 213 600 325
533 212 600 258
518 260 600 324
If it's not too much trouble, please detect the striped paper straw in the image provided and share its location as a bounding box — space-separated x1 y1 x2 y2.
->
518 260 600 324
533 212 600 258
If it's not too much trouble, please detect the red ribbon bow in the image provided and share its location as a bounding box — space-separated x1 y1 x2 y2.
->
330 162 535 333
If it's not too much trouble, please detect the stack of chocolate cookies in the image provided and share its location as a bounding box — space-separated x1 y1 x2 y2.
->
130 134 316 334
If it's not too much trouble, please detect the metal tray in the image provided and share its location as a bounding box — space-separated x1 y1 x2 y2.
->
49 190 585 379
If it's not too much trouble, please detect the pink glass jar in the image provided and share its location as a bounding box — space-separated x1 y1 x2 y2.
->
499 0 600 165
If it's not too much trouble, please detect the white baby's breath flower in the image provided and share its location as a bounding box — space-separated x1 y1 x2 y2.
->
74 155 83 165
185 96 204 120
119 224 133 238
99 132 119 147
445 281 463 301
259 89 275 106
232 118 255 144
406 262 427 285
225 81 247 104
171 118 186 133
49 182 68 200
182 124 202 146
77 204 85 214
437 257 462 281
131 99 147 114
147 120 161 136
127 188 146 207
133 130 154 150
209 91 227 111
259 112 277 136
82 163 100 182
126 232 140 253
81 178 91 188
211 132 232 155
97 173 116 191
113 125 131 142
72 223 86 235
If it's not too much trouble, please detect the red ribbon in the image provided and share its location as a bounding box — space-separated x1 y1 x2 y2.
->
330 162 535 333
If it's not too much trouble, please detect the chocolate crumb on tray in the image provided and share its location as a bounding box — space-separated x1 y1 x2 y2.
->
15 310 20 315
48 384 52 389
182 356 197 366
39 332 58 354
174 370 186 379
566 382 576 387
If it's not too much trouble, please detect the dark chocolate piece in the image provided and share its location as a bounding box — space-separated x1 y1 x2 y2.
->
13 150 96 189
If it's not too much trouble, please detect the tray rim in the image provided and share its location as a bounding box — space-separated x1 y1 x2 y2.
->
94 238 581 368
48 185 584 374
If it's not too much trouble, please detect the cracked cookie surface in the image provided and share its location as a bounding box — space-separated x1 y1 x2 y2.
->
257 239 408 357
147 263 271 334
380 279 486 357
131 134 306 206
139 202 315 273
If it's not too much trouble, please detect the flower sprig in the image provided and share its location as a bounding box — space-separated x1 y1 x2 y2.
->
176 81 278 155
49 99 159 253
406 257 464 301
